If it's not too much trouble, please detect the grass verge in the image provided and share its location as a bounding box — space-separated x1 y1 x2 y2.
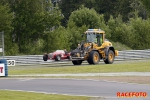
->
0 90 100 100
8 60 150 75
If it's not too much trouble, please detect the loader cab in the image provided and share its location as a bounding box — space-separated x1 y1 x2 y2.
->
85 29 105 46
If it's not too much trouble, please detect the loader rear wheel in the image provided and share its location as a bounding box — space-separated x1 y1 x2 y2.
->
43 54 48 61
72 60 82 65
87 51 100 65
104 50 114 64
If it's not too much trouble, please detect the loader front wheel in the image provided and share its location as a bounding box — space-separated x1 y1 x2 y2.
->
104 50 114 64
87 51 100 65
72 60 82 65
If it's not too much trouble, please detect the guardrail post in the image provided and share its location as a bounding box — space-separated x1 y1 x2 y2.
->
123 50 126 60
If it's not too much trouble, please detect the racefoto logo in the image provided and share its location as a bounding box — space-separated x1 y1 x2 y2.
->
117 92 147 98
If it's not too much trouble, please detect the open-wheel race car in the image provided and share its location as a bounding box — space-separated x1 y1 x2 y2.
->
43 50 71 61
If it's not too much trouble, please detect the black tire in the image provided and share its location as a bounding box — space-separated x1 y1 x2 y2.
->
55 55 61 61
87 51 100 65
104 50 115 64
72 60 82 65
43 54 48 61
87 59 92 64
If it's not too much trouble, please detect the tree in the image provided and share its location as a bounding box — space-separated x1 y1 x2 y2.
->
140 0 150 15
129 15 150 49
107 11 150 50
0 4 13 32
67 6 109 49
11 0 62 54
0 4 18 55
59 0 133 25
43 26 71 52
59 0 87 26
129 0 148 19
114 0 133 21
68 6 101 28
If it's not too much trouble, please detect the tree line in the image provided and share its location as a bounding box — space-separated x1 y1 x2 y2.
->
0 0 150 55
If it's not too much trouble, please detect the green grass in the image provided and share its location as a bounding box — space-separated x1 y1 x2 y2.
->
8 60 150 75
0 90 92 100
111 41 132 50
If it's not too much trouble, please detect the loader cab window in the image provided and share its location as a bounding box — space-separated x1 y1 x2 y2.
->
86 33 97 43
99 34 103 45
96 33 103 46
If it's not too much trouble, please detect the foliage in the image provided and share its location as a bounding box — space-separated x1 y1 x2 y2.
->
107 15 134 44
140 0 150 16
0 4 13 32
68 6 100 28
22 39 44 55
67 25 87 49
59 0 136 25
129 0 148 19
67 6 110 49
1 0 150 55
129 16 150 49
43 26 71 53
111 41 132 51
58 0 89 26
0 4 18 55
11 0 62 54
107 12 150 50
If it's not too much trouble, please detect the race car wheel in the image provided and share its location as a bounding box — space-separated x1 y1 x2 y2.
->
68 56 72 60
55 55 61 61
43 54 48 61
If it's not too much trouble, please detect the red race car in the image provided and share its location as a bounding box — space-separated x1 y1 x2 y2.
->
43 50 71 61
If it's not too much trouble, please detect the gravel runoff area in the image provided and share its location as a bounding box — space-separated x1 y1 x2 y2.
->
8 72 150 84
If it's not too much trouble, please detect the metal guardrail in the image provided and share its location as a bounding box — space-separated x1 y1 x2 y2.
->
0 50 150 65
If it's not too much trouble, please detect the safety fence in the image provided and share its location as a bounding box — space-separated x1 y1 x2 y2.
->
0 50 150 65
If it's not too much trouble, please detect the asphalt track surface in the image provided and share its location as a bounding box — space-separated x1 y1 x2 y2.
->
0 78 150 100
1 60 150 100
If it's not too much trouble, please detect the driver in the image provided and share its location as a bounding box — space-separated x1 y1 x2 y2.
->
77 44 81 49
64 49 68 54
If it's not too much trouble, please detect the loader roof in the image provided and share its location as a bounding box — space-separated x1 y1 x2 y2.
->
85 29 105 34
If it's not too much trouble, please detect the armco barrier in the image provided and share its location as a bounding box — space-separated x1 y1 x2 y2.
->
0 50 150 65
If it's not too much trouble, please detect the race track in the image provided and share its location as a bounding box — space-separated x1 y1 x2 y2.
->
0 78 150 100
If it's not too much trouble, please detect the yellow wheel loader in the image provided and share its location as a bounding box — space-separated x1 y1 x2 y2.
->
70 29 118 65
